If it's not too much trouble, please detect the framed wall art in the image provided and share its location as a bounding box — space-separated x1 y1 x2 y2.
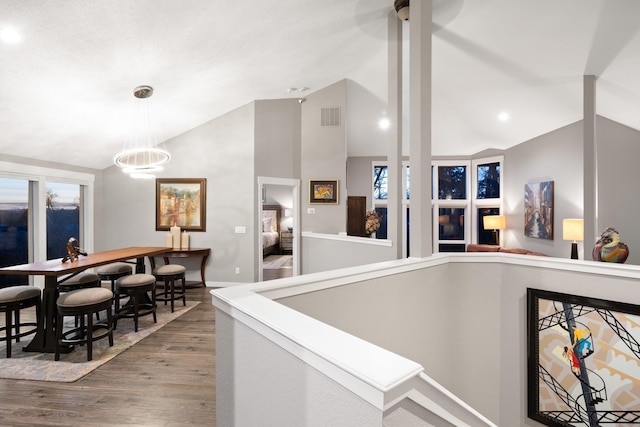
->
309 179 339 204
156 178 206 231
524 180 554 239
527 288 640 426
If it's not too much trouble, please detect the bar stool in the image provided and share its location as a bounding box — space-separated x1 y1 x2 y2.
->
0 285 41 358
96 263 132 293
55 287 113 362
114 274 157 332
153 264 186 313
58 272 101 292
58 272 103 322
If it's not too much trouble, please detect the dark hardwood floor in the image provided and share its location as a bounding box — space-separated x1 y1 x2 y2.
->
0 286 216 427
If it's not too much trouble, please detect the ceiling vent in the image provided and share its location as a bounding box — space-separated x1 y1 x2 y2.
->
321 107 341 127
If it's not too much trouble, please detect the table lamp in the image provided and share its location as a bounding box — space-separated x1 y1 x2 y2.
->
483 215 506 245
563 218 584 260
284 208 293 231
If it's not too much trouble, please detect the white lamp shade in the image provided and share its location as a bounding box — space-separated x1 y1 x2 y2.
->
563 219 584 241
483 215 506 230
284 208 293 217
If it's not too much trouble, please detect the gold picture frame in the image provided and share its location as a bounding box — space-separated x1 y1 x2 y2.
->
309 179 339 204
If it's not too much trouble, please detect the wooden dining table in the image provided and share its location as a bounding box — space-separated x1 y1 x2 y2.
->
0 246 169 353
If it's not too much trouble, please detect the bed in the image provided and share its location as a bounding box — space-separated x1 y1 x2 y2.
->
262 205 281 257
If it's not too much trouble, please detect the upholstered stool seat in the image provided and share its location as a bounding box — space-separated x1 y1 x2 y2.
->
58 272 103 322
58 272 101 292
0 285 41 358
153 264 186 313
55 287 113 361
96 263 132 293
114 273 157 332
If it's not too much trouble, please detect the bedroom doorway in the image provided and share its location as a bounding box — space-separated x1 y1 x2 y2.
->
257 177 300 282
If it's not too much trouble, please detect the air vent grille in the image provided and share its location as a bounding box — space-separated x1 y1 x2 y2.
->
321 107 341 127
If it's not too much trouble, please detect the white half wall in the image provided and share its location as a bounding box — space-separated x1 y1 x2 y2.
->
214 254 640 426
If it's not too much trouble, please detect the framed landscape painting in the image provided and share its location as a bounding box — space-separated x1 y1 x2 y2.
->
156 178 206 231
524 180 554 239
527 288 640 426
309 179 339 204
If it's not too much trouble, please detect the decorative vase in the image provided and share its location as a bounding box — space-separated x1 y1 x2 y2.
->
592 227 629 263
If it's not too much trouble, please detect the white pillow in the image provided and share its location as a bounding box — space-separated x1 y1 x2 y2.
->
262 217 272 232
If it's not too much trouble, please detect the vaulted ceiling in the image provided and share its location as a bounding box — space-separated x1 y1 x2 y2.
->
1 0 639 170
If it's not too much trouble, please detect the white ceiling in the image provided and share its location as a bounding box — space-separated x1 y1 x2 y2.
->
1 0 639 170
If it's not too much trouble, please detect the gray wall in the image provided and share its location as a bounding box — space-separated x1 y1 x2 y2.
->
346 156 387 211
504 121 584 258
343 115 640 265
301 80 348 234
255 98 300 179
279 261 501 422
98 98 301 283
596 116 640 264
100 102 257 282
504 116 640 263
277 257 640 426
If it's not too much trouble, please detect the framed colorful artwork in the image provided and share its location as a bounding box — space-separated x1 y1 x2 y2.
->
524 180 554 239
156 178 206 231
527 288 640 426
309 179 339 204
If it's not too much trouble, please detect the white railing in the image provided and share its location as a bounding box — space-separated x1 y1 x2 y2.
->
383 373 497 426
211 255 498 425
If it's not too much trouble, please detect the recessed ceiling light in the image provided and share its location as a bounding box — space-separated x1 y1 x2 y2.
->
1 27 22 44
498 111 509 122
378 118 391 130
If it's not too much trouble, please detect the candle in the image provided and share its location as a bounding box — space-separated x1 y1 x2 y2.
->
170 224 181 249
181 230 189 250
164 232 173 248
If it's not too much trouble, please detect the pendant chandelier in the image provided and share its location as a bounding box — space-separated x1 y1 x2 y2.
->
114 85 171 179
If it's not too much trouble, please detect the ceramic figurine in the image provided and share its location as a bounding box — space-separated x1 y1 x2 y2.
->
592 227 629 263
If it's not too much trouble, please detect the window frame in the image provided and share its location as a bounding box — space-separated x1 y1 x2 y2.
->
432 160 471 253
0 161 94 280
471 156 504 245
371 155 503 254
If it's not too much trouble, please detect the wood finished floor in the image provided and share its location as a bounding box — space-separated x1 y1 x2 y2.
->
0 286 216 427
263 254 293 281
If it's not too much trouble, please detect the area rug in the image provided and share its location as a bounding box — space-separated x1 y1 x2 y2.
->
263 255 292 269
0 301 199 382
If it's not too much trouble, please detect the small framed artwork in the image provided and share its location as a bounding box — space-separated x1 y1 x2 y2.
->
524 180 554 240
156 178 206 231
527 288 640 426
309 179 339 204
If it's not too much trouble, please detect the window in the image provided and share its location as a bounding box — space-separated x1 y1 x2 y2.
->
478 207 500 245
373 166 388 200
46 182 80 260
372 162 410 254
472 156 503 245
372 156 502 254
433 161 470 253
0 161 94 284
0 177 29 287
438 207 465 240
438 166 467 200
477 162 500 199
